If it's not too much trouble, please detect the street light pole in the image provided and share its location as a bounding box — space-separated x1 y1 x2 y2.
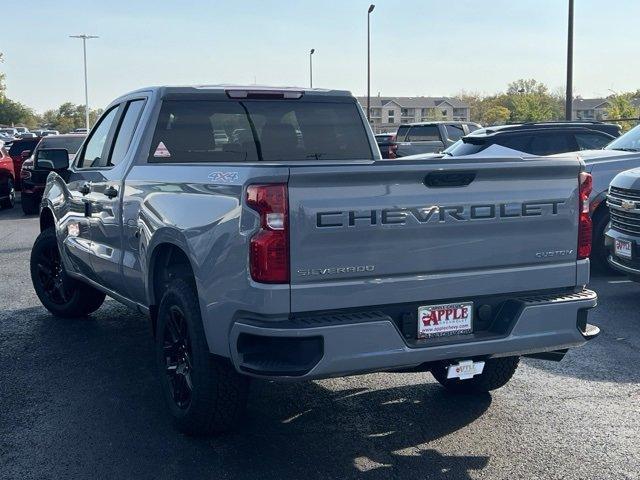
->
309 49 315 88
565 0 574 121
367 4 375 123
70 34 99 131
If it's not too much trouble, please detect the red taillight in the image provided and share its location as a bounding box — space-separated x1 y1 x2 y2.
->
389 135 397 159
578 172 593 260
246 184 289 283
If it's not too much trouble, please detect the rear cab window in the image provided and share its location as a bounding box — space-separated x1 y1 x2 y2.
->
9 139 39 157
148 98 373 163
395 125 411 142
445 124 465 141
404 125 440 142
575 132 612 150
527 133 575 156
37 136 85 154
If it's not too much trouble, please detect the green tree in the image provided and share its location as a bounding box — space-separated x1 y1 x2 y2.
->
504 79 562 122
42 102 103 132
483 105 511 125
0 98 40 128
506 79 549 96
606 93 639 132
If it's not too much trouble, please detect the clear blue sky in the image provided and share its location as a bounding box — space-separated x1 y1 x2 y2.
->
3 0 638 113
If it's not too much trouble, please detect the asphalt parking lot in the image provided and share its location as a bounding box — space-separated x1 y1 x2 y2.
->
0 198 638 480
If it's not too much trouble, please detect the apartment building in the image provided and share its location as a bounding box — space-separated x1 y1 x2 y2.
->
356 96 471 133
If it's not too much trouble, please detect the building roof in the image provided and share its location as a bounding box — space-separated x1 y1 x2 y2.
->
356 96 469 109
572 98 609 110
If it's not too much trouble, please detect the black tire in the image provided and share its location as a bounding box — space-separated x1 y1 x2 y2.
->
156 279 249 435
21 193 39 215
590 209 615 273
431 356 519 394
0 178 15 209
30 228 106 318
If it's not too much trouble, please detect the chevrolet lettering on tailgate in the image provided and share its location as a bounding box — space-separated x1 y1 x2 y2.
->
316 200 566 227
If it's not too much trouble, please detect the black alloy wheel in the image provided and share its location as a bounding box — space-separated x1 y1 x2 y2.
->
34 240 71 305
163 305 194 409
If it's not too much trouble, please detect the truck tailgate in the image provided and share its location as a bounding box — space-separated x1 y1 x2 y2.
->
288 157 582 313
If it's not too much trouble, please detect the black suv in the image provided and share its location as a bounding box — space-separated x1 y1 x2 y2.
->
443 122 619 157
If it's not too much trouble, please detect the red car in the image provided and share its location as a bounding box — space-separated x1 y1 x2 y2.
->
7 137 41 190
0 145 16 209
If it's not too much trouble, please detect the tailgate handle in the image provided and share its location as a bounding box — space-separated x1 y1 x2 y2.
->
424 171 476 188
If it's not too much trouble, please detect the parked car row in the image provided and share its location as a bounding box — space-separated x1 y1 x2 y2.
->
375 121 481 158
0 133 86 213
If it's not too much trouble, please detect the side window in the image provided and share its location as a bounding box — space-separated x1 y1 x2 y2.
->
108 99 146 167
445 124 465 141
528 133 574 156
497 135 533 153
406 125 440 142
575 132 611 151
77 106 119 168
395 125 410 142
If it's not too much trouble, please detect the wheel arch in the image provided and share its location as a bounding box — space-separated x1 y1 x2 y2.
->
147 240 198 334
39 206 55 232
590 190 609 221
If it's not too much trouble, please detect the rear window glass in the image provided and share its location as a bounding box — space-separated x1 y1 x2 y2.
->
405 125 440 142
445 124 465 141
38 136 85 154
496 135 534 153
395 125 411 142
575 132 612 150
9 139 40 156
527 134 574 155
149 100 373 162
444 140 487 156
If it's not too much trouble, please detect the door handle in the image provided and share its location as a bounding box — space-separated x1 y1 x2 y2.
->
424 171 476 188
79 183 91 195
104 186 119 199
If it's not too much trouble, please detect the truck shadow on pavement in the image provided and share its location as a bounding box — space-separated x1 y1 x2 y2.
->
2 302 491 480
523 273 640 384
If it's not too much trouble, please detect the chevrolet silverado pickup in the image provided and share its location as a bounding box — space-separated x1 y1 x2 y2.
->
30 85 599 435
606 167 640 281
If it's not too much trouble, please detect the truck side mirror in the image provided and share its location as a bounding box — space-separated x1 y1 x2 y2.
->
21 150 31 160
35 148 70 171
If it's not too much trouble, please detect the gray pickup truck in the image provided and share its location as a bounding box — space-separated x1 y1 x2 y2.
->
30 85 598 435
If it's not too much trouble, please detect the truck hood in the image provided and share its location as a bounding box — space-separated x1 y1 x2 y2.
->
611 166 640 190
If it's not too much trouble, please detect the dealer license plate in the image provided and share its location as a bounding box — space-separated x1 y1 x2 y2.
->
417 302 473 339
615 239 632 259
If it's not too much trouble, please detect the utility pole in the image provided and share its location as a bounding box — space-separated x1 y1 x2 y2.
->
367 4 375 122
70 34 99 130
565 0 574 121
309 49 315 88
